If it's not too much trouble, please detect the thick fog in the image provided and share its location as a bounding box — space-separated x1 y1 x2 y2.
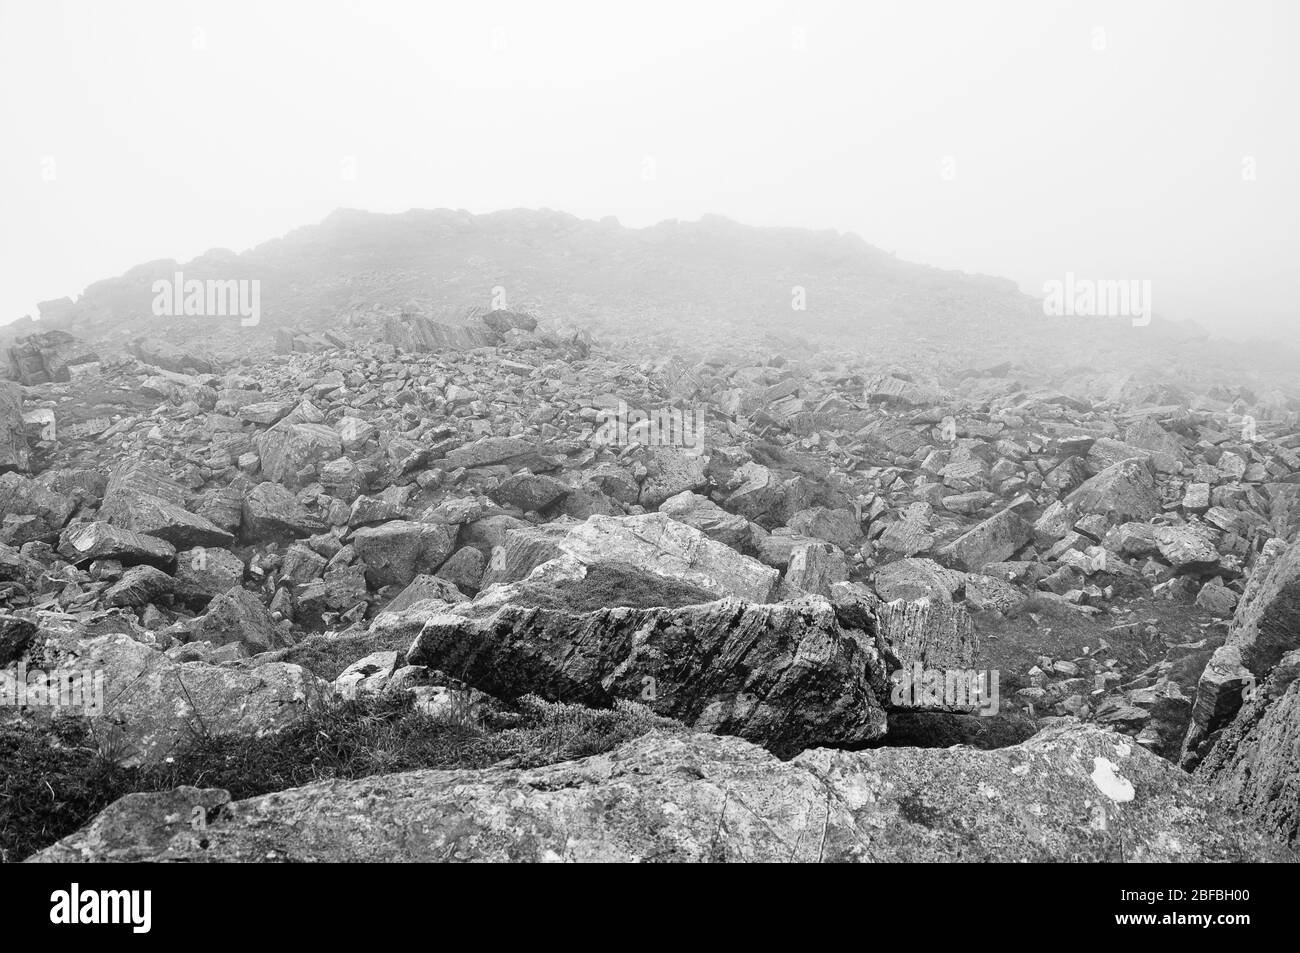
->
2 0 1295 338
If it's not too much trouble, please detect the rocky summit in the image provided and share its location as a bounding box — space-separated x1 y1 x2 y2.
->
2 208 1299 864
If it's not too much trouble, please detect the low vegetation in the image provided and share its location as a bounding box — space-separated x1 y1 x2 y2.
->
0 693 679 862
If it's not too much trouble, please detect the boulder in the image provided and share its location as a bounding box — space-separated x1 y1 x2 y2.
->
638 448 708 507
5 330 99 385
57 522 175 568
351 520 457 587
0 381 30 473
1183 539 1300 769
34 634 327 766
481 513 778 603
187 586 290 653
787 506 860 551
874 598 978 671
173 546 246 604
441 436 549 471
99 462 233 549
782 541 848 597
1153 523 1220 571
255 423 342 487
384 573 468 613
0 613 37 666
241 482 327 542
871 558 965 602
29 723 1287 862
1065 457 1160 525
0 472 74 534
434 546 484 593
657 491 749 547
489 472 570 513
724 462 792 528
1195 649 1300 846
936 507 1032 571
408 595 885 757
104 566 174 608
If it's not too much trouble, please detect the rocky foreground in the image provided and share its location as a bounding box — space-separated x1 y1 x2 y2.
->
3 230 1300 860
27 724 1288 863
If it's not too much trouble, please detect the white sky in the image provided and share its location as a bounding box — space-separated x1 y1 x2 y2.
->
1 0 1296 337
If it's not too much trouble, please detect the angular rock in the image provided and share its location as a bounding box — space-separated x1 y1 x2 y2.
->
99 462 233 549
0 381 30 473
240 482 327 542
0 472 74 534
937 507 1032 571
489 472 570 513
638 448 708 508
351 520 456 587
874 598 978 671
36 634 327 766
1065 457 1160 525
1183 539 1300 768
173 546 246 603
255 423 343 487
0 613 37 666
442 436 548 472
188 586 290 653
1196 650 1300 846
6 329 99 385
1154 523 1220 571
408 596 886 757
58 522 175 568
105 565 173 607
482 513 778 603
788 506 860 551
434 546 484 593
872 558 965 602
964 573 1024 613
384 573 468 612
657 491 749 547
782 541 849 597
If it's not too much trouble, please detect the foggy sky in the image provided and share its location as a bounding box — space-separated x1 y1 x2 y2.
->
2 0 1295 338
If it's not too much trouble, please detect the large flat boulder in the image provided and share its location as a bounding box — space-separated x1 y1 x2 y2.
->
27 724 1289 862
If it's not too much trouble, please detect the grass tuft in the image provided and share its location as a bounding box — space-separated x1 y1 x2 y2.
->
0 693 680 862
